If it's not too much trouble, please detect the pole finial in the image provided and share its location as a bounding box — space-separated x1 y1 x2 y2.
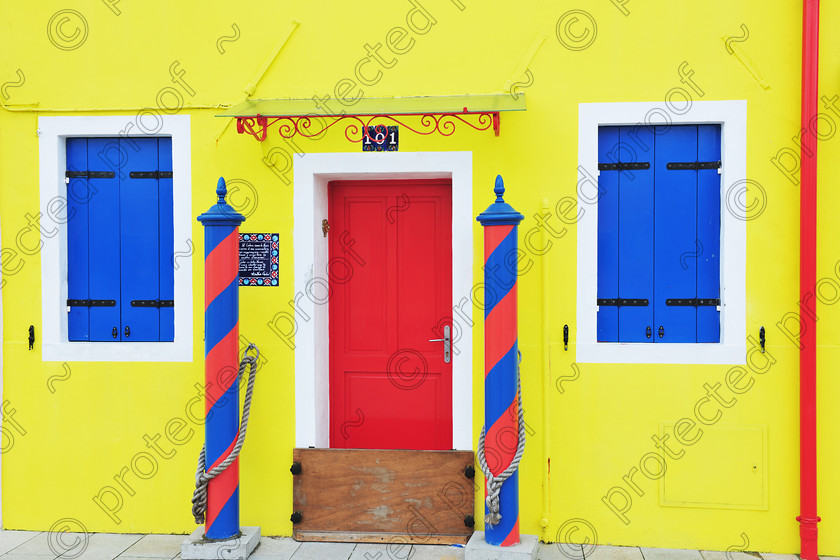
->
494 175 505 202
216 177 227 205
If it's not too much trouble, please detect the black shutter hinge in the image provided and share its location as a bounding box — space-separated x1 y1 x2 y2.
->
665 298 720 306
65 170 115 179
563 324 569 351
66 299 116 307
130 300 174 307
129 171 173 179
598 162 650 171
597 298 649 307
666 161 721 170
28 325 35 350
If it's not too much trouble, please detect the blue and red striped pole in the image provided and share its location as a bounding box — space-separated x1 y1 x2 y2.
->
197 178 246 540
476 175 524 546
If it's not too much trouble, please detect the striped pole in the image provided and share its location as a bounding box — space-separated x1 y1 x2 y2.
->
197 178 246 540
476 175 524 546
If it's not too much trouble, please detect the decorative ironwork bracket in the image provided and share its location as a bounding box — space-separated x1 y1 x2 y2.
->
235 110 501 142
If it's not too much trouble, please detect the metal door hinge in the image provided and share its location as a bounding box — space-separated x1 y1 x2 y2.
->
598 162 650 171
597 298 649 307
65 170 115 179
129 171 173 179
130 300 174 307
666 298 720 306
666 161 721 170
67 299 116 307
322 219 330 237
28 325 35 350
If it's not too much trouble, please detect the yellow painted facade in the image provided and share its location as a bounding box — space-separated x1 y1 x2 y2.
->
0 0 838 555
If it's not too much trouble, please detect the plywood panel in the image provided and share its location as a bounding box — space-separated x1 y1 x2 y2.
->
293 448 474 544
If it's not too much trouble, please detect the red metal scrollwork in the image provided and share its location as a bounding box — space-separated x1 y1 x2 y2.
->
235 112 501 142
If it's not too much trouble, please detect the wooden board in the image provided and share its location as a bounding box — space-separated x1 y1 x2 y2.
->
292 448 475 544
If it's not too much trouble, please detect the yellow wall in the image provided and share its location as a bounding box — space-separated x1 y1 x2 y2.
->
0 0 837 555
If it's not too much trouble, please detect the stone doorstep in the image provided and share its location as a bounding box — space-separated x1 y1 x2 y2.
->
466 532 539 560
181 526 261 560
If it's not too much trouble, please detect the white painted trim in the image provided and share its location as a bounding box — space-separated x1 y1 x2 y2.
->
38 115 193 362
293 151 474 450
576 101 747 364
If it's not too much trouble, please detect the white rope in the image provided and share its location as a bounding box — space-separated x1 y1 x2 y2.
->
191 344 259 524
476 350 526 526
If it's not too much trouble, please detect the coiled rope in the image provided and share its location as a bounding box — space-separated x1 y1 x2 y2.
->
476 350 526 526
191 343 259 524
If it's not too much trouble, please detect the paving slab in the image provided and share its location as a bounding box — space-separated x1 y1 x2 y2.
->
411 544 466 560
700 551 759 560
249 537 301 560
5 532 60 557
585 546 644 560
61 533 143 560
289 542 355 560
757 554 797 560
0 532 42 556
641 549 703 560
118 534 185 559
539 542 584 560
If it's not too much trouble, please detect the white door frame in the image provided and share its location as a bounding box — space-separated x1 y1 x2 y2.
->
292 151 474 450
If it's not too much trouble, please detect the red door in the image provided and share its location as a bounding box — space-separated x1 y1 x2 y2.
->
329 179 453 450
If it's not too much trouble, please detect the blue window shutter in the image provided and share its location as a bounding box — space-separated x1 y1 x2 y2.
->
158 137 175 342
120 138 161 341
697 124 722 342
87 138 123 341
617 125 654 342
67 138 90 341
597 127 619 341
654 126 698 342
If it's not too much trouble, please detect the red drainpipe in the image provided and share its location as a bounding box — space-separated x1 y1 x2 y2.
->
797 0 820 558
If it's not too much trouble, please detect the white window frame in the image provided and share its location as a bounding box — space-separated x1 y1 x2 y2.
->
38 115 193 362
576 101 747 364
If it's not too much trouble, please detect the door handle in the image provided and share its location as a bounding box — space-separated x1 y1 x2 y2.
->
428 325 451 364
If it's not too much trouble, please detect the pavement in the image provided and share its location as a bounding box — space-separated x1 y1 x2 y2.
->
0 531 830 560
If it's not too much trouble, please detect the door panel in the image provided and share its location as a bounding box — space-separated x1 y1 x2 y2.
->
329 180 452 450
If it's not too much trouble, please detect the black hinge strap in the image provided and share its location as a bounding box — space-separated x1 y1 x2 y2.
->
66 299 116 307
597 298 649 307
666 298 721 306
130 300 174 307
65 170 115 179
598 162 650 171
129 171 173 179
666 161 721 170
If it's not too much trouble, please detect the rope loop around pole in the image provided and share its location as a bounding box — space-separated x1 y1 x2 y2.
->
476 350 526 526
191 344 260 524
